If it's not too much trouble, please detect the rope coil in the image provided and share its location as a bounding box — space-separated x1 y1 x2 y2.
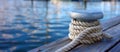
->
69 19 103 42
55 11 112 52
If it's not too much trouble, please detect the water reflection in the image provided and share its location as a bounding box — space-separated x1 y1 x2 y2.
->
0 0 120 52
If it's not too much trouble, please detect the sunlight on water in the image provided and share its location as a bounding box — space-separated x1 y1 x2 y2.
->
0 0 120 52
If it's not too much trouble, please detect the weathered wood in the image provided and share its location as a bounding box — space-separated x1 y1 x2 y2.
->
109 42 120 52
101 16 120 30
28 16 120 52
70 24 120 52
29 37 71 52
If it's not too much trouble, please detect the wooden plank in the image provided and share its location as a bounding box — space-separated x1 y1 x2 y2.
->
101 16 120 30
28 16 120 52
29 37 71 52
109 42 120 52
70 24 120 52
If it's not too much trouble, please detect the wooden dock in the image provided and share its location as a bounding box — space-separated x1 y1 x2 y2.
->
28 16 120 52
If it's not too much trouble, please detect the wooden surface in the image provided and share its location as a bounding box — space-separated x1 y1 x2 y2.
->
109 42 120 52
28 16 120 52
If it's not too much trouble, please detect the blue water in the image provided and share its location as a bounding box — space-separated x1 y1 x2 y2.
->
0 1 120 52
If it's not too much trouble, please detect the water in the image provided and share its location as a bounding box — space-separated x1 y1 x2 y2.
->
0 1 120 52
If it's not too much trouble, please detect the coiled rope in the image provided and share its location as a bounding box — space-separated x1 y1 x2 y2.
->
69 19 103 43
55 11 112 52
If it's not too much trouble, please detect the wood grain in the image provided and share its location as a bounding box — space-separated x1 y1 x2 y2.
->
109 42 120 52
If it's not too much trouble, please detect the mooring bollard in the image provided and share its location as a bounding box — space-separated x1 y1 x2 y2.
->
55 11 112 52
68 11 104 42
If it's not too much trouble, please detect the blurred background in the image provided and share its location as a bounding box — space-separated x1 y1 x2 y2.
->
0 0 120 52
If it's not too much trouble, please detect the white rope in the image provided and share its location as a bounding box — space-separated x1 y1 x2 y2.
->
55 19 112 52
